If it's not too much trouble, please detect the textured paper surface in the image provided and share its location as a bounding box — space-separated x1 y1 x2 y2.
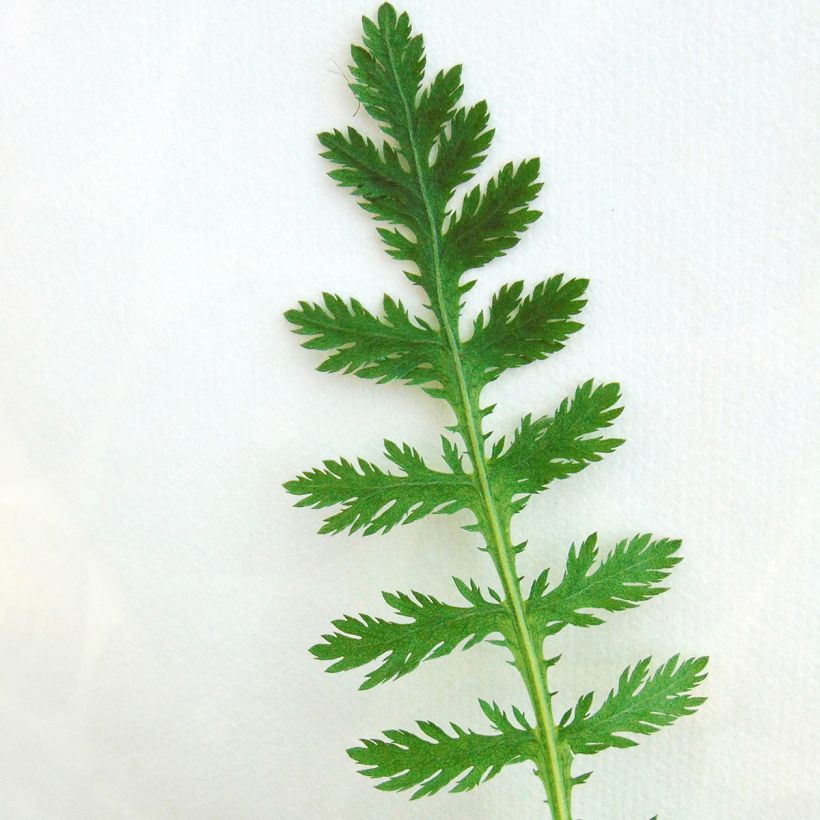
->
1 1 818 817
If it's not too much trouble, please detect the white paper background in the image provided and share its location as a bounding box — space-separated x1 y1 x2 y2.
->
1 1 818 818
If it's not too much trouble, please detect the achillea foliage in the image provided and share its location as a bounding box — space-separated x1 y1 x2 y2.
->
285 5 707 817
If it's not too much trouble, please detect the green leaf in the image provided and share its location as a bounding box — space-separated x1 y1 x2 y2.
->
464 275 588 385
560 655 709 755
432 101 493 204
285 292 446 388
492 380 624 503
318 127 423 229
349 702 536 798
349 4 424 158
443 159 542 275
296 4 708 813
310 579 509 689
284 440 477 535
416 65 464 157
321 3 542 322
527 533 682 636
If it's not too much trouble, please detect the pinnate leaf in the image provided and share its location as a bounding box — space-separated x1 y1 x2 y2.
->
560 655 709 754
318 127 422 228
311 579 508 689
443 159 542 275
527 533 682 636
285 293 445 388
415 65 464 156
349 702 535 798
465 275 588 385
349 4 425 154
492 380 624 502
284 440 477 535
432 101 493 204
292 3 708 811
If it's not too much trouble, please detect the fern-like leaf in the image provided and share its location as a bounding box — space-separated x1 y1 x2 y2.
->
290 4 709 814
311 579 508 689
465 275 588 385
492 380 624 504
443 159 542 276
285 440 477 535
560 655 709 754
415 65 464 157
432 101 493 205
349 701 536 798
350 5 424 155
285 293 445 387
527 533 682 637
318 127 423 229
